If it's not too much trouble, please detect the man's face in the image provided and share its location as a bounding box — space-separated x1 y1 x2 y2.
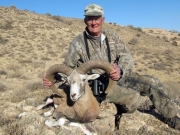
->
85 16 104 37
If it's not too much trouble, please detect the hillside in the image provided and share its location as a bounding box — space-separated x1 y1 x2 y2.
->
0 6 180 135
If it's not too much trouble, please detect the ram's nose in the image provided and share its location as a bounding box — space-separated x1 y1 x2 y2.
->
71 93 76 98
70 93 78 102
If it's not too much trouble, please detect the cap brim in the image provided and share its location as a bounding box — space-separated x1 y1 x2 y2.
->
84 11 103 16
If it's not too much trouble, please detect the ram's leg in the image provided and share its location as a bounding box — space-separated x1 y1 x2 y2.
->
45 117 68 127
68 122 97 135
42 107 55 117
36 98 54 110
17 112 27 118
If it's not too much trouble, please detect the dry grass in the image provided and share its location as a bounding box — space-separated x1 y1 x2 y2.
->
26 81 44 91
0 6 180 135
4 112 45 135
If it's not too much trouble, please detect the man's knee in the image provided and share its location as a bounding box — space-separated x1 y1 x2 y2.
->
105 85 142 113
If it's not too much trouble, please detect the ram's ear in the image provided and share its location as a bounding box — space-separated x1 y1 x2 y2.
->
87 74 100 81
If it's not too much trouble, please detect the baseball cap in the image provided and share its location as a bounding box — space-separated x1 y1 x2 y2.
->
84 4 104 16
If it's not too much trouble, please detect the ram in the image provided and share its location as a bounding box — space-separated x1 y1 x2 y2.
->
40 60 116 134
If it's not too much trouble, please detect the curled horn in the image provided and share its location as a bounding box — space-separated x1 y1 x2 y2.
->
46 64 73 97
76 60 116 93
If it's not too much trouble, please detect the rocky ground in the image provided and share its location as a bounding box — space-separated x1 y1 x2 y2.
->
0 6 180 135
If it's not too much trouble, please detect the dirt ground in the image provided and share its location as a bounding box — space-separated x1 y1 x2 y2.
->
0 6 180 135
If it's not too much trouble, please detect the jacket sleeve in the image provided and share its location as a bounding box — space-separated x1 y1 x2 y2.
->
113 32 134 78
64 37 80 68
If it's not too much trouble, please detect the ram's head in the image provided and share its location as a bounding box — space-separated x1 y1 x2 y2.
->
45 60 116 102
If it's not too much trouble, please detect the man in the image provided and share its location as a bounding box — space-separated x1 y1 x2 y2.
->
43 4 180 130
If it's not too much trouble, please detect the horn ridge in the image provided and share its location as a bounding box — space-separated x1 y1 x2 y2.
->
77 60 116 93
46 64 73 97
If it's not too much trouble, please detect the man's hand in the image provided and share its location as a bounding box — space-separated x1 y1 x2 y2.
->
109 63 122 81
43 73 52 88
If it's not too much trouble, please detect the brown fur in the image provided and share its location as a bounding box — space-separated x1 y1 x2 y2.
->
51 83 100 123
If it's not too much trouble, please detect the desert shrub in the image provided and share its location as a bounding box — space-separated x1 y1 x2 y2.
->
162 36 169 42
170 30 178 33
5 112 45 135
0 114 15 127
50 53 58 57
135 27 143 32
149 30 153 33
47 50 56 54
5 35 11 38
9 71 25 79
0 20 13 30
0 49 9 57
162 49 173 55
32 62 45 69
10 87 30 103
0 82 6 92
51 15 64 22
137 69 143 72
127 25 143 32
6 64 20 72
66 20 73 25
0 36 8 44
128 38 139 45
172 41 178 46
61 51 68 58
142 55 152 60
178 33 180 36
26 81 44 91
41 57 51 61
19 59 32 64
127 25 134 29
5 121 25 135
153 63 166 70
165 54 173 61
136 33 141 37
171 37 177 40
45 13 51 16
9 5 17 9
0 69 7 75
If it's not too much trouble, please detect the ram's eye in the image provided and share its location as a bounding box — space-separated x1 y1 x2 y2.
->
82 79 86 82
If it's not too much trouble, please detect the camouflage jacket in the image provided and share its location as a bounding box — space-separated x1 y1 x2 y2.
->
64 28 134 79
